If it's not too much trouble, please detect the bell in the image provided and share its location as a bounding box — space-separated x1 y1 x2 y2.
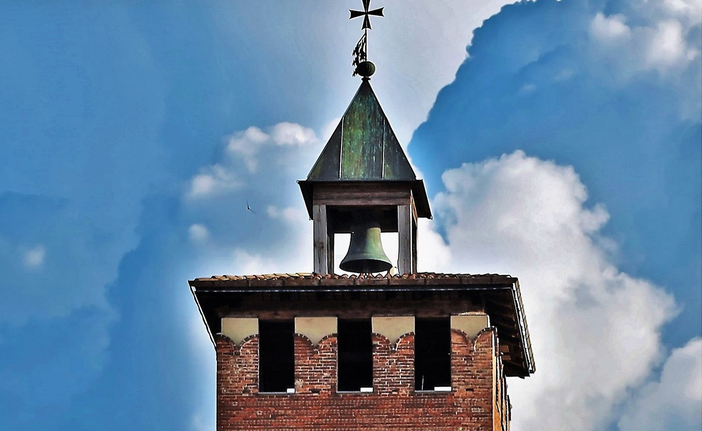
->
340 216 393 274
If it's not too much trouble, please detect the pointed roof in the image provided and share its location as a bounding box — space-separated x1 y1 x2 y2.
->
307 79 416 181
299 79 431 219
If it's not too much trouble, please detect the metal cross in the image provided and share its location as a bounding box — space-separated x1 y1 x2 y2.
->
350 0 383 74
349 0 384 30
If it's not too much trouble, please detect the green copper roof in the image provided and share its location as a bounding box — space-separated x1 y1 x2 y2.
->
307 79 416 181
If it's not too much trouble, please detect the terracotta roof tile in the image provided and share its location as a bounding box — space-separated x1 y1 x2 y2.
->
191 272 514 286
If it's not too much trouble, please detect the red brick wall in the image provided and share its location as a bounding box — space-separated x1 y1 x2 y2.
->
215 328 506 430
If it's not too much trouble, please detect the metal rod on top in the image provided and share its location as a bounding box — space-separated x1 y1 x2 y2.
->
350 0 383 78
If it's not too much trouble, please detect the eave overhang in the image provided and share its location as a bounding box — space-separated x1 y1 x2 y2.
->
189 272 535 378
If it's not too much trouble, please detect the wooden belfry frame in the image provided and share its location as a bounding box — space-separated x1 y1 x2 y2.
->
297 77 431 275
309 182 418 275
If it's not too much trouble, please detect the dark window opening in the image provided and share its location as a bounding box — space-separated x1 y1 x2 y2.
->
337 319 373 391
259 320 295 393
415 317 451 390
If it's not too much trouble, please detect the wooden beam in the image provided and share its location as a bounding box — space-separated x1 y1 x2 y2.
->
315 196 410 207
411 215 418 272
326 222 335 274
484 298 514 315
488 308 518 323
398 204 413 274
313 204 329 275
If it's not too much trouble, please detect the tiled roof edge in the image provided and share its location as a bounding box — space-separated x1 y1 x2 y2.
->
189 272 516 287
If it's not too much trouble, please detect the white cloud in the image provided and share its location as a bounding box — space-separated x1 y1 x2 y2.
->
658 0 702 27
269 122 317 146
266 205 306 224
225 124 317 173
180 121 327 289
188 224 210 243
589 0 700 75
416 218 452 272
590 13 632 42
185 122 319 200
645 19 695 70
226 126 268 152
619 337 702 431
426 151 679 431
370 0 520 144
23 245 45 269
225 211 313 275
226 126 269 173
187 164 241 198
185 122 320 203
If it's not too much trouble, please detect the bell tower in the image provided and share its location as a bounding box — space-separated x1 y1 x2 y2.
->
298 73 431 275
190 3 534 430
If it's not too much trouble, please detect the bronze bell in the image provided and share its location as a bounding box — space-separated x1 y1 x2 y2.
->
340 216 393 274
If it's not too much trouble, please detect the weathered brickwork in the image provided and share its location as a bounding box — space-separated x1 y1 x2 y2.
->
215 327 511 430
372 333 414 396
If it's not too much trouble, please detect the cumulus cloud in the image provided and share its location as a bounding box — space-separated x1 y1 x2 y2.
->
186 123 318 199
181 121 323 280
187 164 241 198
226 126 270 173
409 0 700 366
618 337 702 431
424 151 681 431
412 0 701 183
645 20 694 69
268 122 317 146
363 0 518 143
589 4 700 75
226 124 317 173
416 218 452 272
590 13 631 41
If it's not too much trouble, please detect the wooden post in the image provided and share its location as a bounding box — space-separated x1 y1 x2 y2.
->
398 204 413 274
412 217 418 272
313 204 330 275
326 219 335 274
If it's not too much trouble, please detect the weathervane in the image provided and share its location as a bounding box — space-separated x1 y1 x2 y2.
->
350 0 384 78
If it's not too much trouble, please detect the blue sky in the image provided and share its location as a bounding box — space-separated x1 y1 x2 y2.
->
0 1 699 430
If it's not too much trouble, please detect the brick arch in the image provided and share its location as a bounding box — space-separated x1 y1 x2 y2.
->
215 326 503 430
215 333 259 396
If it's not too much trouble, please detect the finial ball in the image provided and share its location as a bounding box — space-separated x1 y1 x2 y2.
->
355 61 375 77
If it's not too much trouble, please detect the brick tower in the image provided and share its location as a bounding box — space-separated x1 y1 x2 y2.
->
190 4 534 429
